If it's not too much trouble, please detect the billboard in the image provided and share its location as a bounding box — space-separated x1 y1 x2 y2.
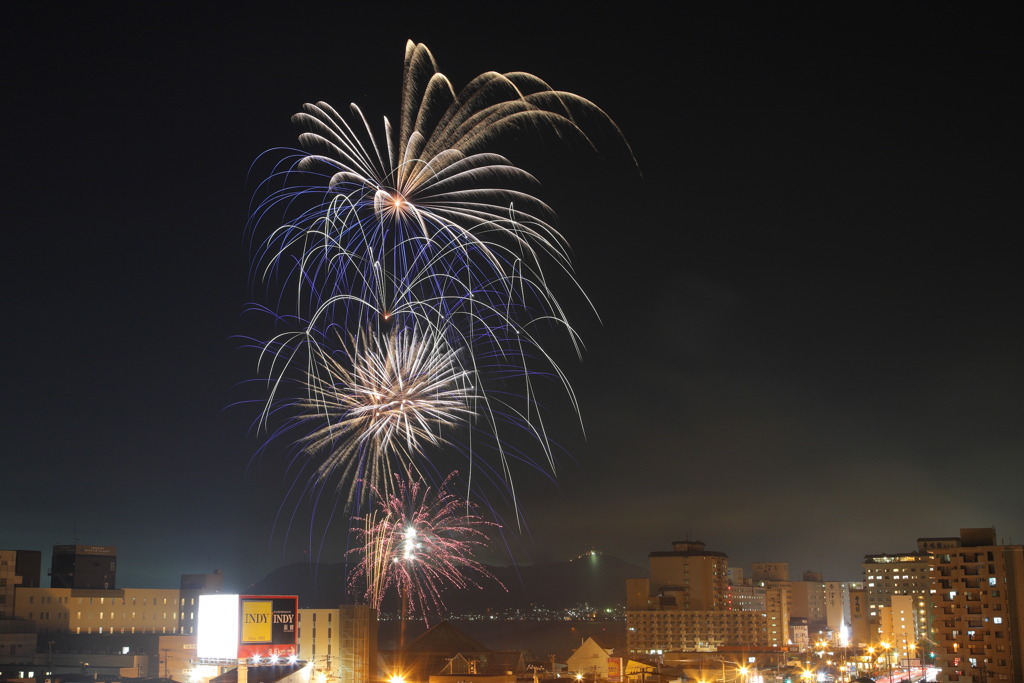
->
197 594 298 661
238 595 298 660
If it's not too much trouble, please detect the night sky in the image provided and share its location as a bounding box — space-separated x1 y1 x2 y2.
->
4 3 1022 590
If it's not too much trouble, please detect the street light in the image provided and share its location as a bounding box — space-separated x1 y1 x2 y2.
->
879 642 893 683
905 643 917 676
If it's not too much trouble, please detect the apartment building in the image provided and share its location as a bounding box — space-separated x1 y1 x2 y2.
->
627 540 770 654
930 528 1024 681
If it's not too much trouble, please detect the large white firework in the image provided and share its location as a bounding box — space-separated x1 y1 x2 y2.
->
296 326 477 502
248 40 627 512
251 40 625 344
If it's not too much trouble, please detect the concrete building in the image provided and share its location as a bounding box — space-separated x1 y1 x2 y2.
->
627 540 770 655
648 541 729 611
297 606 377 683
765 586 789 649
0 618 36 668
790 579 827 634
337 605 377 683
49 545 117 590
627 608 769 653
930 527 1024 681
849 588 870 647
822 582 860 644
751 563 790 583
179 570 225 636
878 595 916 665
13 586 181 634
0 549 40 618
747 569 793 647
726 583 766 613
727 567 745 585
862 547 933 646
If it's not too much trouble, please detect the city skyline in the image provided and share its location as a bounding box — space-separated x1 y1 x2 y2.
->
3 4 1022 589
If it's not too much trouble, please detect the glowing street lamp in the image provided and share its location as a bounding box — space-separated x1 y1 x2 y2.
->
879 642 893 683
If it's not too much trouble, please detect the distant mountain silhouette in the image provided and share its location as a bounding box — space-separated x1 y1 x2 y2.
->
245 552 645 612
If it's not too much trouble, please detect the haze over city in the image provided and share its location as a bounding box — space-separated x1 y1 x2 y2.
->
4 3 1021 590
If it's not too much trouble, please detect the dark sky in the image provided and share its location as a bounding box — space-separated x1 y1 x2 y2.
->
3 3 1022 590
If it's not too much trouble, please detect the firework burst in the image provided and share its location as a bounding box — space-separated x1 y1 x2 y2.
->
245 40 625 520
250 40 621 325
296 326 476 503
348 473 503 622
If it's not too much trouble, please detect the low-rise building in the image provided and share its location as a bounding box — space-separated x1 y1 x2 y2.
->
13 586 181 635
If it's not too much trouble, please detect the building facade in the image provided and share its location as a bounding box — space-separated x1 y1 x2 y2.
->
178 570 225 636
13 586 181 634
297 606 377 683
862 549 933 646
0 550 41 619
627 540 769 655
49 545 117 590
627 608 769 654
931 528 1024 681
648 541 729 611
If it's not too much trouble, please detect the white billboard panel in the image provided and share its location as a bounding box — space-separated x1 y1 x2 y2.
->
197 594 240 659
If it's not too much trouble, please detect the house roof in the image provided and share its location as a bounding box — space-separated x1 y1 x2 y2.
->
404 620 490 655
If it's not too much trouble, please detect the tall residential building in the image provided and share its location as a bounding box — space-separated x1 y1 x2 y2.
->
790 578 828 633
0 549 41 618
931 527 1024 681
849 588 870 647
862 546 934 646
750 565 794 645
879 594 916 664
627 540 769 654
49 545 117 589
823 581 861 643
648 540 729 611
765 586 789 649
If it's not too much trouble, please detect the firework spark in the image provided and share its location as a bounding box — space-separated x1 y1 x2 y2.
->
248 40 624 350
288 326 477 503
246 40 625 517
349 473 503 622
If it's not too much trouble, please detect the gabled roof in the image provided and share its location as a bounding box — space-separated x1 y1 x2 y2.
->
489 650 526 673
404 620 490 654
569 636 613 658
